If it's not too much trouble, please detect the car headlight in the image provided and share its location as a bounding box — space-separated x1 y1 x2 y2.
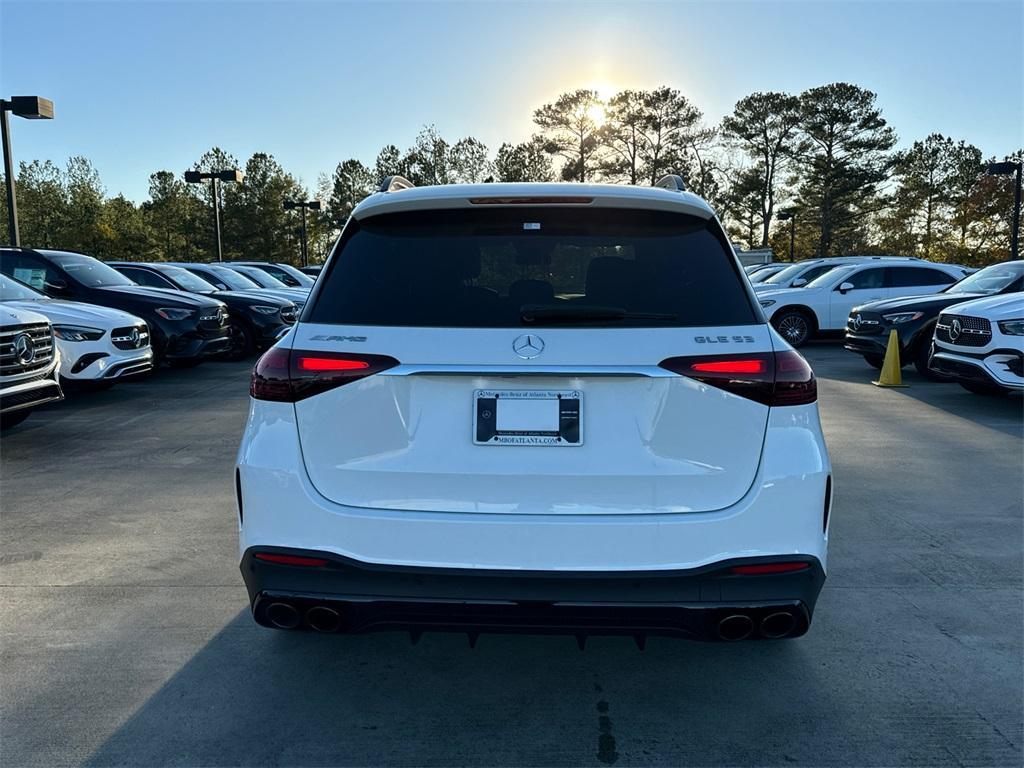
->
997 319 1024 336
882 311 924 324
251 305 280 316
759 299 776 308
154 307 195 321
53 324 105 342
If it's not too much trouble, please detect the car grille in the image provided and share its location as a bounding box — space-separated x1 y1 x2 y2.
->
847 311 883 335
935 313 992 347
111 324 150 350
0 323 56 377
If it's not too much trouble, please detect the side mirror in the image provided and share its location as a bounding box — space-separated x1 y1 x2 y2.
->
43 278 69 295
837 282 854 294
791 278 808 288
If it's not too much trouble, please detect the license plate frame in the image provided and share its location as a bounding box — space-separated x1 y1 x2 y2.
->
473 389 582 446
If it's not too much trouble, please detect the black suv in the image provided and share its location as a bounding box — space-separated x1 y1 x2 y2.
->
844 260 1024 378
109 262 296 359
0 248 230 365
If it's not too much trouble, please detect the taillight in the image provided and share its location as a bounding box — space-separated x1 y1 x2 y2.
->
250 348 399 402
658 350 816 406
730 562 810 575
254 552 328 567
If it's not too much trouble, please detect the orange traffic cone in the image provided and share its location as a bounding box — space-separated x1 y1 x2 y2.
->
872 329 908 387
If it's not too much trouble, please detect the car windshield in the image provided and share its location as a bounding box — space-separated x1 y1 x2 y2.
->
945 262 1024 295
230 265 276 287
270 263 315 287
761 263 809 285
750 266 783 283
202 265 261 291
0 274 46 301
806 265 857 288
308 207 758 328
158 265 218 293
42 251 136 287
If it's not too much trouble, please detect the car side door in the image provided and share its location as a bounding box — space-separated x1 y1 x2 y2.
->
829 266 888 327
886 266 958 300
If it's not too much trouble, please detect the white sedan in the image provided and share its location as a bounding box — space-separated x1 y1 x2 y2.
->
0 274 153 386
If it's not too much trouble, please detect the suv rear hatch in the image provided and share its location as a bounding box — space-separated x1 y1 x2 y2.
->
278 203 785 515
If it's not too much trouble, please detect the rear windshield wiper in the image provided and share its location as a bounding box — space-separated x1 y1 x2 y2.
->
520 304 677 324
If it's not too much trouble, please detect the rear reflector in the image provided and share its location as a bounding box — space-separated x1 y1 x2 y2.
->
254 553 329 567
658 350 816 406
731 562 810 575
251 348 399 402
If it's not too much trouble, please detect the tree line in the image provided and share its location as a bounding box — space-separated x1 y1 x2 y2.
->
1 82 1019 267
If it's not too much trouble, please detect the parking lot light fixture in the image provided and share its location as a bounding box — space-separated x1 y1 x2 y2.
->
184 169 243 261
986 161 1021 262
283 199 322 267
1 96 55 247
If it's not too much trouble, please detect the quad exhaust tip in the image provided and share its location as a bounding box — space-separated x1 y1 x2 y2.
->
265 602 301 629
306 606 342 633
717 614 754 642
760 611 797 639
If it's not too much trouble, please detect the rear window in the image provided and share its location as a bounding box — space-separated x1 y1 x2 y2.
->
308 208 758 328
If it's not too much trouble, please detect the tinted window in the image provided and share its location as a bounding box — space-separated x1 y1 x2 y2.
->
156 266 217 292
762 262 810 285
947 262 1024 295
800 264 836 283
0 252 59 290
842 267 886 290
117 267 172 288
310 208 758 328
889 266 955 287
229 266 276 288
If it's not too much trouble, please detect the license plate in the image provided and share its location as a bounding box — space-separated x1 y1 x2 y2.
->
474 390 582 446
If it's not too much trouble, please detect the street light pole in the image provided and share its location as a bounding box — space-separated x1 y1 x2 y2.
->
1 96 54 247
987 161 1022 262
184 169 243 262
283 199 322 267
777 210 797 262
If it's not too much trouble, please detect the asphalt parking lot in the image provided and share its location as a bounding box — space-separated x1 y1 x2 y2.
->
1 345 1021 767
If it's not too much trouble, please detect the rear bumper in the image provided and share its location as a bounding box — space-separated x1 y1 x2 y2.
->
241 547 824 641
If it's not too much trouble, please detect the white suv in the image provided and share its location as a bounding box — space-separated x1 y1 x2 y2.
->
1 305 63 429
237 178 832 644
758 261 969 346
930 292 1024 395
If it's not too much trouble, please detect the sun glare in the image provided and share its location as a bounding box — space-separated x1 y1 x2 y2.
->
586 102 607 126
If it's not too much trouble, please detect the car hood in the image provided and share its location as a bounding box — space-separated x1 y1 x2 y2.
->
3 298 145 328
0 304 49 327
757 286 824 301
852 293 986 314
95 285 225 309
943 292 1024 320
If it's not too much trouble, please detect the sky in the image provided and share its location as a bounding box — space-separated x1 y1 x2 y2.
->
1 0 1021 202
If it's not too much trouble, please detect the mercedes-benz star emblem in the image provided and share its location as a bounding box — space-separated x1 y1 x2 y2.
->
853 314 862 331
512 334 544 359
13 333 35 365
949 318 962 341
129 328 141 346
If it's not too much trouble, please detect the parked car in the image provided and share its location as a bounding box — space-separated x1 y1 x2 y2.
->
230 261 316 289
221 264 312 295
0 248 230 366
744 263 775 275
758 260 970 347
844 260 1024 377
299 265 323 277
748 264 789 283
238 177 831 644
1 304 63 429
170 263 309 311
108 262 296 360
1 274 152 387
929 291 1024 396
752 256 921 293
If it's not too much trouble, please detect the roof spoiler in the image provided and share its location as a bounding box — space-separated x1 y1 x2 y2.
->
379 175 415 193
655 174 687 192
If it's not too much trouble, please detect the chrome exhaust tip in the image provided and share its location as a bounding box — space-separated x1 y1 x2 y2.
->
760 611 797 639
717 614 754 642
265 602 301 629
306 606 342 633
